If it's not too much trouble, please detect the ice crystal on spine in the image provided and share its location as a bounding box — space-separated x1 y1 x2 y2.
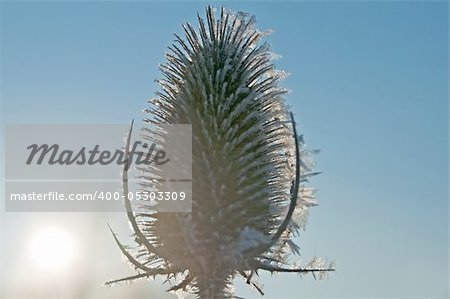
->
107 6 334 298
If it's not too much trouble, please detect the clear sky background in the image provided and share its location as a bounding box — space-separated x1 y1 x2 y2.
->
0 1 448 299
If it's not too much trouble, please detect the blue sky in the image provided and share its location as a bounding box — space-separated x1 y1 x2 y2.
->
1 1 448 298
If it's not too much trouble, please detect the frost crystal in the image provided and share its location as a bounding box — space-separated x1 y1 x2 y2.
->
233 227 270 255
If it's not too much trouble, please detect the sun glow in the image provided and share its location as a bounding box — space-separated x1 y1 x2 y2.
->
29 227 76 271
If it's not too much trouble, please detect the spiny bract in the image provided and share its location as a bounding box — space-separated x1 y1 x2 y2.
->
107 6 334 299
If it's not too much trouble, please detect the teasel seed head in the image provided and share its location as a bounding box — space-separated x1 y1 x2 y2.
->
107 6 334 298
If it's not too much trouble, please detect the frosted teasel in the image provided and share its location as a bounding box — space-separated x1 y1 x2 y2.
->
106 6 334 298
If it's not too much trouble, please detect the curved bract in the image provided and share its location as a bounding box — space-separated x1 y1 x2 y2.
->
107 6 334 298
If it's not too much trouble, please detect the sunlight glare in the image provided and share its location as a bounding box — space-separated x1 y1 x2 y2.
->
29 227 76 271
